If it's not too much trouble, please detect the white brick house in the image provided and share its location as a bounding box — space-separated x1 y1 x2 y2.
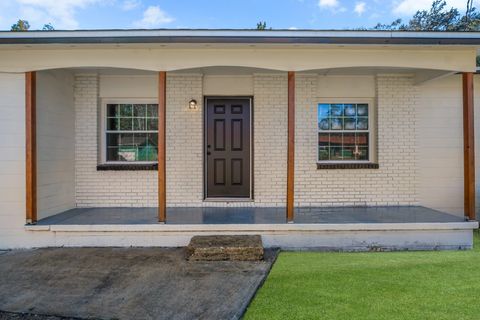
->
0 29 479 250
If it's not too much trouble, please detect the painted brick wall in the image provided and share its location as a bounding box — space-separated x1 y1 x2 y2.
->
165 74 204 206
75 74 206 207
253 74 288 206
75 73 419 208
294 74 418 206
75 74 158 207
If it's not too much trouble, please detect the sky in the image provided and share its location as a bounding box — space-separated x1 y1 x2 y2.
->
0 0 477 31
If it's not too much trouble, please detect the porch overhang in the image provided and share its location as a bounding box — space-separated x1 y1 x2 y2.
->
0 47 475 73
0 30 478 73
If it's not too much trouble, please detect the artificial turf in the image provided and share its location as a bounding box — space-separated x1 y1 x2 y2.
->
244 230 480 320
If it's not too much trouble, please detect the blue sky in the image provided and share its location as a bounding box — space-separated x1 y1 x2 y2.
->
0 0 476 31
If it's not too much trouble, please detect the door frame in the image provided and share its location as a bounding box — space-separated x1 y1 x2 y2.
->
203 96 254 200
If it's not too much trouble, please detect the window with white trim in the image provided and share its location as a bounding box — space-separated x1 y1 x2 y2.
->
105 103 158 162
318 103 370 162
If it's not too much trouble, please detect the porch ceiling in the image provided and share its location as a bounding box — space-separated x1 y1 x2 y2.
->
64 66 454 85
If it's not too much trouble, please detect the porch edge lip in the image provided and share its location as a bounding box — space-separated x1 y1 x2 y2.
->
2 29 480 45
24 221 479 232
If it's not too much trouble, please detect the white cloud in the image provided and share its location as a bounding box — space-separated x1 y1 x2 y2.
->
121 0 140 11
133 5 173 28
354 2 366 16
393 0 478 16
318 0 340 8
318 0 346 13
14 0 102 29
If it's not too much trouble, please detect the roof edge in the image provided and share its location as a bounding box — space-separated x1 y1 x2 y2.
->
1 29 480 45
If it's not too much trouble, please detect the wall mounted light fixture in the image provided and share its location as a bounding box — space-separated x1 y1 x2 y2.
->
188 99 198 110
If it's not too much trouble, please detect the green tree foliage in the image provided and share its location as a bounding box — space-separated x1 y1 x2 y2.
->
374 0 480 31
10 19 30 31
256 21 268 30
10 19 54 31
42 23 55 31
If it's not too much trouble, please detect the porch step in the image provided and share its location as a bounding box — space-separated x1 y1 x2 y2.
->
186 235 264 261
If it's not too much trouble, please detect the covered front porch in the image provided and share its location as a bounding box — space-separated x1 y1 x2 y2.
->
24 65 478 224
21 63 479 250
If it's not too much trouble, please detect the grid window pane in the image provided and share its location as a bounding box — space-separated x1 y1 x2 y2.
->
147 104 158 117
357 147 369 160
119 133 134 146
344 104 356 116
318 133 329 147
147 118 158 130
343 133 355 146
357 104 368 116
119 118 132 131
330 133 342 146
133 133 147 146
331 104 343 116
107 147 119 161
120 104 132 117
138 146 158 161
133 104 147 117
106 103 158 162
331 118 343 130
317 103 370 162
357 117 368 130
133 118 146 130
356 133 369 146
341 146 356 160
344 118 356 130
107 118 118 130
107 133 119 147
107 104 118 117
318 118 330 130
318 104 330 117
147 133 158 147
319 146 329 161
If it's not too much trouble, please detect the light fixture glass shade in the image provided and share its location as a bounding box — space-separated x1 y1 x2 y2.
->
189 99 198 110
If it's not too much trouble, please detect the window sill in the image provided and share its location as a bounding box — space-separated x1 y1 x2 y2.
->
317 163 379 170
97 163 158 171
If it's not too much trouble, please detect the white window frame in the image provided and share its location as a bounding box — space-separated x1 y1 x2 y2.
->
100 99 159 164
316 98 376 164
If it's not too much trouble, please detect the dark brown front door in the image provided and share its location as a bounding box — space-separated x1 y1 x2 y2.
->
206 98 251 198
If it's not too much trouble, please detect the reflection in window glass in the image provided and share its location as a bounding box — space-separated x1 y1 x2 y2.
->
106 104 158 162
317 103 370 162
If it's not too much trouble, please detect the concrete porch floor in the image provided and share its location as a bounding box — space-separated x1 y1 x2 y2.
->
25 206 477 251
36 206 466 225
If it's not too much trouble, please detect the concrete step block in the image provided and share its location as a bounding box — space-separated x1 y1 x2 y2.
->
187 235 264 261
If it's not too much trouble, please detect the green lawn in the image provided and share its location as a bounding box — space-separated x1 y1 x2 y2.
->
245 231 480 320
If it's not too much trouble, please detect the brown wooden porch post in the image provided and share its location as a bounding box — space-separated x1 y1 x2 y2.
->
158 71 167 223
25 71 37 224
287 71 295 223
462 72 475 220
